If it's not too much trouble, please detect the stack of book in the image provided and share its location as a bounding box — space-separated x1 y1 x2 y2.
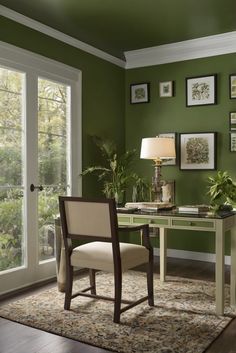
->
177 205 210 214
125 202 175 212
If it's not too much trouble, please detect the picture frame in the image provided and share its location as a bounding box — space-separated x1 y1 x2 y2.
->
229 74 236 99
157 132 177 165
229 112 236 131
180 132 217 170
159 81 174 97
130 82 150 104
230 133 236 152
186 74 217 107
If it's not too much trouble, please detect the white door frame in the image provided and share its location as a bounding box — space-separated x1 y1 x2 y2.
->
0 41 82 295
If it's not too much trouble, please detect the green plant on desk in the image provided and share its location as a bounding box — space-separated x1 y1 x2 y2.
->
81 136 150 205
207 171 236 211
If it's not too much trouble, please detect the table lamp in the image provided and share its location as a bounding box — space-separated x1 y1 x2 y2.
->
140 136 176 202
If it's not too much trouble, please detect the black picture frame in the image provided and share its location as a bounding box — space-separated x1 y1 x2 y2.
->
186 74 217 107
130 82 150 104
230 132 236 152
229 74 236 99
159 81 174 97
179 132 217 170
229 112 236 131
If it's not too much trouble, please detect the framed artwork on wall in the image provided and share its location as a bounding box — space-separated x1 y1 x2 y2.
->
157 132 177 165
180 132 217 170
229 112 236 131
230 133 236 152
130 82 150 104
186 74 217 107
159 81 174 97
229 74 236 99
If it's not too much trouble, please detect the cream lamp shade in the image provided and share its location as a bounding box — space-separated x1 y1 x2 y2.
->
140 137 176 160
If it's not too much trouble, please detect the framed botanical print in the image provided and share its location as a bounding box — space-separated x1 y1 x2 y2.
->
186 74 217 107
229 74 236 99
180 132 217 170
130 82 150 104
159 81 174 97
229 112 236 131
230 133 236 152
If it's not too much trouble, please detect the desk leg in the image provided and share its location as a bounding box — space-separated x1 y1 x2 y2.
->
160 228 167 282
230 225 236 307
215 220 225 316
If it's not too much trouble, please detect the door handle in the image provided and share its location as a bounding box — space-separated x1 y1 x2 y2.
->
30 184 44 192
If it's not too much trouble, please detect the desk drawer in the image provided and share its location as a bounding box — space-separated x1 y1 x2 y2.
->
118 216 132 224
171 218 215 230
133 217 169 226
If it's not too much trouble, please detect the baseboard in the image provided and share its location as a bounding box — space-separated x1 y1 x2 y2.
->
154 248 231 266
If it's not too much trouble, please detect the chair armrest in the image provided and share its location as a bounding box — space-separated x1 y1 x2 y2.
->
118 224 152 250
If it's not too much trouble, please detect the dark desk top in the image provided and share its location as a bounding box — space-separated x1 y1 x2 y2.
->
117 207 236 220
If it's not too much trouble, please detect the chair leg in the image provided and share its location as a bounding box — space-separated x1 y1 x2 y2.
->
114 270 122 324
147 256 154 306
64 265 73 310
89 269 96 295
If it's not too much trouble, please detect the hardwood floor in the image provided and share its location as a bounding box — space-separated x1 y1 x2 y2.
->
0 257 236 353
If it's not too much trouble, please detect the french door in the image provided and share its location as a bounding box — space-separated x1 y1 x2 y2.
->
0 43 81 294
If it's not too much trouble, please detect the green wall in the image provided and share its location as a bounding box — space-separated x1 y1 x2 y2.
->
1 15 235 255
0 16 125 197
125 54 236 254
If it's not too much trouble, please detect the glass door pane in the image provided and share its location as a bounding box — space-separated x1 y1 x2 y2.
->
0 67 25 272
38 78 69 262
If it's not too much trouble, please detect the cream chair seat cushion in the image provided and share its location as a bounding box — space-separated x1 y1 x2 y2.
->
71 241 149 273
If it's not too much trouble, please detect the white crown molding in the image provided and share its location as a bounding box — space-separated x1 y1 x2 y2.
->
125 31 236 69
0 5 126 68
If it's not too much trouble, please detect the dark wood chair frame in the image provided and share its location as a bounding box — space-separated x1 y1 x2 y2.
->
59 196 154 323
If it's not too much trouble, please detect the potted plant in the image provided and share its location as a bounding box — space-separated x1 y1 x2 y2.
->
81 136 150 205
207 171 236 211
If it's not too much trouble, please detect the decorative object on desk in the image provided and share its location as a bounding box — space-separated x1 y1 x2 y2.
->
229 74 236 99
207 171 236 211
80 136 150 205
180 132 216 170
130 82 150 104
178 205 210 214
140 136 176 203
159 80 174 97
229 112 236 131
125 201 175 211
131 176 151 203
0 271 235 353
186 74 217 107
158 132 177 165
161 180 175 203
230 132 236 152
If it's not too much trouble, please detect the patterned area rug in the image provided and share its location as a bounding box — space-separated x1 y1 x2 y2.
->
0 271 235 353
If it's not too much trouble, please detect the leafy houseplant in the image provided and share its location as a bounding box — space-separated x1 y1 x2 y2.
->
207 171 236 211
81 136 150 205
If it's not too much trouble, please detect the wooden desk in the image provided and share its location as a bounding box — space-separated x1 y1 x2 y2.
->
118 210 236 315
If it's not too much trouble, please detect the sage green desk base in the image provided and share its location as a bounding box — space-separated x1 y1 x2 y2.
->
118 211 236 316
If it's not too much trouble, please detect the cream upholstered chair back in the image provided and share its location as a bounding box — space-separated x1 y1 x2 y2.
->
64 199 113 238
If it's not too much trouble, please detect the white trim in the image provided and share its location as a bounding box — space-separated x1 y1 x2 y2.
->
154 248 231 266
0 41 82 294
0 41 80 82
0 5 126 69
125 31 236 69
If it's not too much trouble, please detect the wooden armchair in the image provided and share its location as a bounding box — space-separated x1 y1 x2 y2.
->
59 196 154 323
